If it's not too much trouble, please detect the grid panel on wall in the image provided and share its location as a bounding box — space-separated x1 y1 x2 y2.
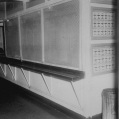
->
91 7 116 40
92 44 115 74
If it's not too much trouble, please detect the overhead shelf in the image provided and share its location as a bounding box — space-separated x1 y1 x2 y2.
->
0 56 84 82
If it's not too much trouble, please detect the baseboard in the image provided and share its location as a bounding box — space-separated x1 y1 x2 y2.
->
19 85 86 119
0 77 86 119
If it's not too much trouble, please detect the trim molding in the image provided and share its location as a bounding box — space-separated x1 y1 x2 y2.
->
19 85 86 119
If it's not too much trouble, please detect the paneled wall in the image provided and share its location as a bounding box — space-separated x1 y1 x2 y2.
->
0 0 117 118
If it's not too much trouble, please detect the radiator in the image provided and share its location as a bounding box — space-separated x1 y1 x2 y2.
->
102 89 117 119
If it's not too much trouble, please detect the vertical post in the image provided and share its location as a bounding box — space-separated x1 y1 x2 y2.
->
18 15 22 61
117 0 119 118
41 9 45 63
80 0 92 117
4 2 6 19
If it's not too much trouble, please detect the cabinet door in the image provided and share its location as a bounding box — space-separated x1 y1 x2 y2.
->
26 0 45 8
5 17 21 59
20 11 42 63
0 27 3 50
0 2 5 19
44 0 80 68
6 2 23 16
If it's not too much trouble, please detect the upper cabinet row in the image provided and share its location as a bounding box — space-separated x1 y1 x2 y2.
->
5 0 80 70
0 0 116 70
5 0 117 17
0 0 117 19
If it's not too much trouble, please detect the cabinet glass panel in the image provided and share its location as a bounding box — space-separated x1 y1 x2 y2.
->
26 0 45 8
44 0 80 68
0 2 5 19
20 11 42 62
0 27 3 49
0 27 4 54
5 17 21 59
6 2 23 16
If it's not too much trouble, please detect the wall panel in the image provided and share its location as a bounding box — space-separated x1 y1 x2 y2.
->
16 68 29 88
51 76 80 108
30 72 50 95
6 65 15 82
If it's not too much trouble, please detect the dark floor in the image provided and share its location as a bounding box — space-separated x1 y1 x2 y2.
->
0 78 73 119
